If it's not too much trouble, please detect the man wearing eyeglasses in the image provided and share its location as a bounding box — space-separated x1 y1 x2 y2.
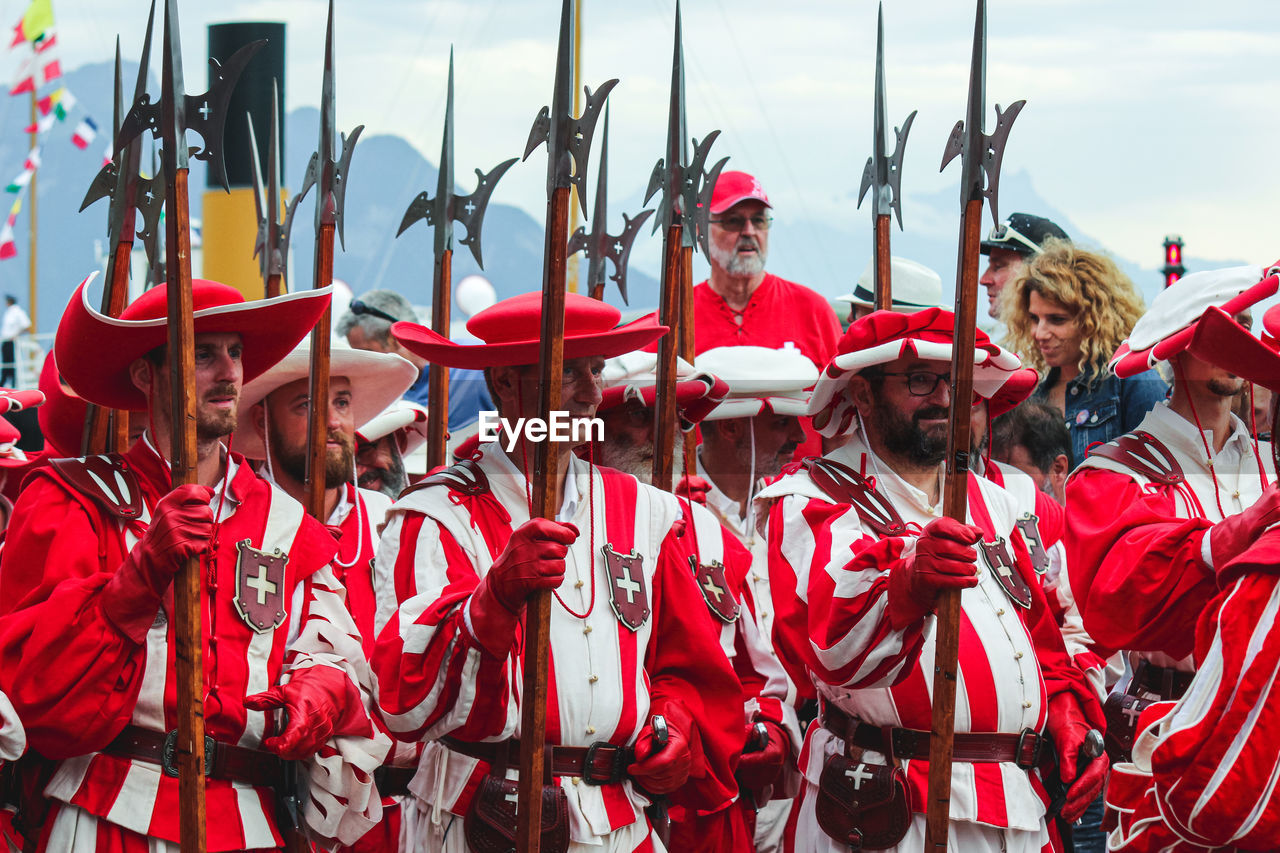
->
754 308 1106 852
695 171 842 458
980 212 1069 321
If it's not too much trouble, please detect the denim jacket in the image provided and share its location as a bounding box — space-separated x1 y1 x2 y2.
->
1033 366 1169 466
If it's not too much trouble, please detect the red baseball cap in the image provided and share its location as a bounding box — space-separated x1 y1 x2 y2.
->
710 170 772 215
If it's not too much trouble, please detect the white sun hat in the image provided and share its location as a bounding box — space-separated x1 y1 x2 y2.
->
235 342 418 461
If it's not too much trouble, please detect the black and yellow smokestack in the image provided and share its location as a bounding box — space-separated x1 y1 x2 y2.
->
204 23 285 299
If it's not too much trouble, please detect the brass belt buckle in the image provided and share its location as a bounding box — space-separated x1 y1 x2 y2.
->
161 730 216 778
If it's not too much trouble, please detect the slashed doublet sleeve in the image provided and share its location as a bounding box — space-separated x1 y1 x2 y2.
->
1066 466 1215 659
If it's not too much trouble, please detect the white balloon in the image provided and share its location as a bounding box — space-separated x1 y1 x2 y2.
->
455 275 497 318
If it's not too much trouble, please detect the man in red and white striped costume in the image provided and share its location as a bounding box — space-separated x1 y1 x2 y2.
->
1092 285 1280 851
757 308 1106 852
372 293 743 852
975 375 1107 701
1066 266 1280 773
0 278 390 852
236 342 418 659
594 348 802 852
236 342 420 853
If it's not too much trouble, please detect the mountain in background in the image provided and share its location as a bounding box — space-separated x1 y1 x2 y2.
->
0 61 1248 335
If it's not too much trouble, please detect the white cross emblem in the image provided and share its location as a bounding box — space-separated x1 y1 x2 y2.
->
617 563 642 604
464 199 476 215
198 101 212 120
845 763 874 791
701 575 725 603
246 564 278 605
1122 704 1142 726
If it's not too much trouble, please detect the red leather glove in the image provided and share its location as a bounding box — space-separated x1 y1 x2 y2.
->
1210 485 1280 570
734 719 790 793
244 665 372 760
1046 692 1109 823
468 518 579 657
887 516 981 630
100 484 215 642
628 713 694 795
676 475 711 506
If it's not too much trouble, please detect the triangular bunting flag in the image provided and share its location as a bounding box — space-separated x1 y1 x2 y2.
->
12 0 53 48
71 117 96 149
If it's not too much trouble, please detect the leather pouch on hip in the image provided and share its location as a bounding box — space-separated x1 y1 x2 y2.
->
815 753 910 851
464 772 570 853
1103 690 1154 763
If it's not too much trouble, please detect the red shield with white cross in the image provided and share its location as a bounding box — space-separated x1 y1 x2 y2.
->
978 536 1032 610
1015 513 1050 576
602 544 649 632
690 556 739 623
234 539 289 634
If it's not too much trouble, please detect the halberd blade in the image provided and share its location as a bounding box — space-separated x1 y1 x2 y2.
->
247 113 266 260
397 192 435 237
185 40 266 192
648 1 726 254
526 0 616 216
939 0 1025 226
453 158 518 269
563 106 653 304
858 3 917 230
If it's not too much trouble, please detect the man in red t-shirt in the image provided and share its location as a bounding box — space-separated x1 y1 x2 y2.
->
693 171 841 457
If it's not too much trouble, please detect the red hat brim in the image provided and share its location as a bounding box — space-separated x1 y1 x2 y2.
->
55 274 333 411
598 374 730 429
988 368 1039 419
392 314 669 370
1186 306 1280 393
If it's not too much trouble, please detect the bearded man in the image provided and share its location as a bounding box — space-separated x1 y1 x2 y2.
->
353 401 428 500
0 279 389 851
594 350 801 853
756 308 1106 852
236 342 416 656
1066 266 1280 768
691 170 841 459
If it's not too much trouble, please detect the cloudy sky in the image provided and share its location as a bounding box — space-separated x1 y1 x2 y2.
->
6 0 1279 288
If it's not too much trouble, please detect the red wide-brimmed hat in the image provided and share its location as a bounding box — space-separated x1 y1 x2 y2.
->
37 351 86 458
1110 264 1278 378
55 274 333 411
392 291 668 370
1183 303 1280 394
988 367 1040 419
809 307 1022 438
598 351 728 431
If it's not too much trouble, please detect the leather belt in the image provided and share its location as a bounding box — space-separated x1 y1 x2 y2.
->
1134 661 1193 701
442 737 635 786
375 766 416 798
103 725 284 788
821 702 1044 770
